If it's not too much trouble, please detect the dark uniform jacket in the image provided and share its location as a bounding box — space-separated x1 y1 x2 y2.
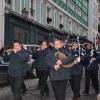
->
46 47 76 81
8 49 29 77
69 49 84 76
82 49 99 71
32 48 51 70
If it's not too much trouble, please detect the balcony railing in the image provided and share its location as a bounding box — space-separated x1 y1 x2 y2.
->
82 5 88 13
82 19 88 26
68 7 75 17
75 13 82 22
52 0 88 27
75 0 82 8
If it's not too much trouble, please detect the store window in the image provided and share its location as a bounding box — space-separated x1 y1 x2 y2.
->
14 26 30 44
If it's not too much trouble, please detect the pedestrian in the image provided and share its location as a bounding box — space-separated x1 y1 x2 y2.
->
46 39 78 100
69 42 84 100
83 43 99 95
33 41 51 97
8 40 29 100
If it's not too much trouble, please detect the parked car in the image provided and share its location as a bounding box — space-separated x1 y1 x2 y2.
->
23 44 40 77
0 45 40 84
0 63 9 84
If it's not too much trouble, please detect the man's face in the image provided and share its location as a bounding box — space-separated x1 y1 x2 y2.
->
71 43 79 50
87 44 91 49
41 42 48 49
54 40 64 49
13 42 21 51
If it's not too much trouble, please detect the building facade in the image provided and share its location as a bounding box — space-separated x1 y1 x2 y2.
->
97 0 100 49
88 0 98 47
0 0 5 48
47 0 88 35
0 0 98 47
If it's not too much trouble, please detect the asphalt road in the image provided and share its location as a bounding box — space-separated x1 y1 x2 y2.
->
1 65 100 100
0 77 99 100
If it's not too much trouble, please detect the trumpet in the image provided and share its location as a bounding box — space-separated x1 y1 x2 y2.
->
4 49 13 55
7 49 13 52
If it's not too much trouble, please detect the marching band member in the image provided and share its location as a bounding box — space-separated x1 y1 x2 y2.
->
7 40 30 100
69 42 85 100
32 41 51 97
46 39 78 100
82 43 99 95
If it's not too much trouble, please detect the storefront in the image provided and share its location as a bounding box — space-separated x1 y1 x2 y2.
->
5 12 50 46
4 11 92 47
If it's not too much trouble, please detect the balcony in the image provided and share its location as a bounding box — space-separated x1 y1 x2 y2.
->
82 5 88 13
75 13 82 22
52 0 88 27
75 0 82 8
67 7 75 17
82 19 88 26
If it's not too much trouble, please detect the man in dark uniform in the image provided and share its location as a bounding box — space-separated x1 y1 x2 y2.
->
33 41 51 97
83 43 99 95
69 42 84 100
8 40 29 100
47 39 78 100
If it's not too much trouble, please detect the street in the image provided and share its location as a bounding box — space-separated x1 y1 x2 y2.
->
0 76 99 100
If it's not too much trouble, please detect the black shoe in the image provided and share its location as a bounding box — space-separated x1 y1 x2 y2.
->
83 91 89 96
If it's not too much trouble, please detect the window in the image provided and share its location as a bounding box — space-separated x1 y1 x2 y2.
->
60 15 63 24
5 0 12 5
83 12 88 21
25 0 29 11
59 14 64 29
68 0 72 8
40 2 43 24
14 26 30 44
47 6 52 24
66 18 69 31
83 0 88 7
76 6 81 16
31 0 33 9
21 0 29 11
54 11 57 27
15 0 20 13
30 0 35 16
8 0 11 4
47 6 51 18
69 20 72 32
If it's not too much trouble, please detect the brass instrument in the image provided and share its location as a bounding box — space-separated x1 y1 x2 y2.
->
54 51 76 68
